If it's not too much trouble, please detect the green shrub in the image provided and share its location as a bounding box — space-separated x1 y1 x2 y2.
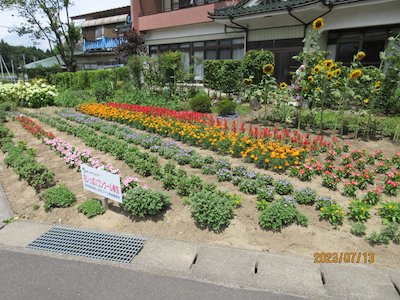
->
189 92 211 113
350 222 367 236
259 201 308 231
92 80 114 101
348 200 371 222
319 203 345 228
241 50 275 84
366 232 390 245
121 187 170 217
367 223 400 245
41 185 76 212
274 179 294 195
203 59 242 93
217 98 236 115
78 199 105 218
189 189 236 232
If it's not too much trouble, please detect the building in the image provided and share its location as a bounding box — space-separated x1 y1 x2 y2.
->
71 6 132 70
130 0 400 82
130 1 244 80
24 55 65 70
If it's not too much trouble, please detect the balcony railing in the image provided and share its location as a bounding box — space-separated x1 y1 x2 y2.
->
83 37 125 52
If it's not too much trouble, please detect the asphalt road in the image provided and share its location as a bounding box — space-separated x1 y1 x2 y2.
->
0 249 303 300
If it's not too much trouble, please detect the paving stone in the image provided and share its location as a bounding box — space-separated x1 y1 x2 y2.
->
254 253 325 299
132 238 198 274
0 220 51 247
190 245 258 288
321 263 399 300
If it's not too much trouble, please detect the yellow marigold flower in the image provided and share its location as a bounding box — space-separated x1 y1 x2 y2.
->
280 82 287 90
308 75 314 82
263 64 274 75
265 158 270 163
326 72 333 79
355 51 366 61
323 59 334 69
360 207 365 211
244 78 253 86
375 81 381 89
335 210 339 213
364 98 369 104
320 207 324 211
389 205 393 209
313 65 321 74
313 17 324 30
349 69 362 79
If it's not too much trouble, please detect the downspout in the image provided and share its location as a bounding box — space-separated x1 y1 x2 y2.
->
228 15 248 53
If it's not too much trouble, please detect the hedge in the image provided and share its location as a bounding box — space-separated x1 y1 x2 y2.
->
203 59 242 93
50 67 129 90
203 50 275 93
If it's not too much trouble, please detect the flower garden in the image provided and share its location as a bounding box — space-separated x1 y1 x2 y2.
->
0 17 399 267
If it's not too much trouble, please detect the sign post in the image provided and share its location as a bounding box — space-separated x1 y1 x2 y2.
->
80 164 122 209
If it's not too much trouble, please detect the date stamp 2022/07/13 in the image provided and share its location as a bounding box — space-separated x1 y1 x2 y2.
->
314 252 375 264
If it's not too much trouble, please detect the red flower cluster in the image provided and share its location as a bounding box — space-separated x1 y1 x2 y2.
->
106 103 212 124
16 115 54 139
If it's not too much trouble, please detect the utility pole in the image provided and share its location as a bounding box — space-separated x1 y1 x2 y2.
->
11 57 16 83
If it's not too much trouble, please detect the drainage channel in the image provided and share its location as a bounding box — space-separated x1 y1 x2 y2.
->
27 226 146 263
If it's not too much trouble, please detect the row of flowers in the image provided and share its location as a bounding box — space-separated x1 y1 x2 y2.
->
15 114 147 193
106 102 346 154
79 103 307 172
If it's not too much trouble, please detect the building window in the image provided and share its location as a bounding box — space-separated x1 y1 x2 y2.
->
95 26 103 39
337 42 359 62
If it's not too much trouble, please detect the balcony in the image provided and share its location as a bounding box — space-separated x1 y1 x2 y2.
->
83 37 125 52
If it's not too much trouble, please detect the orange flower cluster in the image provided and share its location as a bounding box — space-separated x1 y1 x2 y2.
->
78 103 307 171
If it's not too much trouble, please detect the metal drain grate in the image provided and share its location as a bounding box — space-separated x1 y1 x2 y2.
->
27 226 146 263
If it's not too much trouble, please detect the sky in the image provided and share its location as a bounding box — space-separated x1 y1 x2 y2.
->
0 0 130 50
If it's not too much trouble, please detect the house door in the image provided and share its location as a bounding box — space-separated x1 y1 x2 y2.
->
273 49 301 83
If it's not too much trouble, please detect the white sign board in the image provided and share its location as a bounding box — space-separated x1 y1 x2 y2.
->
81 164 122 203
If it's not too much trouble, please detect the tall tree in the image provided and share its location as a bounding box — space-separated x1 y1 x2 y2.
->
115 29 146 64
0 0 81 71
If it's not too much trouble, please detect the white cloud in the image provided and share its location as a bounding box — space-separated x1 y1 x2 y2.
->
0 0 130 49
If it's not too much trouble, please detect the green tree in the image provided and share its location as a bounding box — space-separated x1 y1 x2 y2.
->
0 0 81 72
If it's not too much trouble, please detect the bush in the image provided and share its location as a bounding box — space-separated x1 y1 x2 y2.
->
366 232 390 245
274 179 294 195
217 98 236 115
367 223 400 245
241 50 275 84
319 203 345 228
78 199 105 218
189 189 236 232
203 59 242 93
189 92 211 113
294 187 317 205
259 201 308 231
348 200 370 222
351 222 367 236
92 80 114 101
121 187 170 217
41 185 76 212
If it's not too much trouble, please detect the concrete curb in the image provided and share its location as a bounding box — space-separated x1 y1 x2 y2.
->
0 183 13 228
1 221 399 300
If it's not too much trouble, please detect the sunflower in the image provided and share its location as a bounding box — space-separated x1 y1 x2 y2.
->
308 75 314 82
349 69 362 79
334 69 342 76
364 98 369 104
355 51 366 61
313 65 322 74
262 64 274 75
323 59 334 69
280 82 288 90
313 17 324 30
326 72 333 79
244 78 253 86
374 81 381 89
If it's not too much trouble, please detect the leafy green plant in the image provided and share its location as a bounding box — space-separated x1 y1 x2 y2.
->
77 199 105 218
274 179 294 195
122 187 170 218
32 204 40 211
294 187 317 205
189 92 211 113
189 189 236 232
367 223 400 245
348 200 370 222
217 98 236 115
257 186 275 202
351 222 367 236
366 232 390 245
176 175 203 197
319 203 345 228
41 185 76 212
241 49 275 84
378 202 400 224
259 201 308 231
